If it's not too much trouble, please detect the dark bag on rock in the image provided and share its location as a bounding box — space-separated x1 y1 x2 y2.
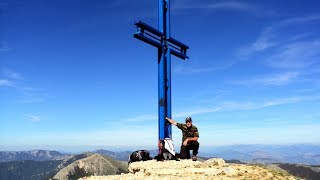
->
128 150 152 164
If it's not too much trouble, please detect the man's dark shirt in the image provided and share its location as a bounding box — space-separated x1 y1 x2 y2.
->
176 123 199 142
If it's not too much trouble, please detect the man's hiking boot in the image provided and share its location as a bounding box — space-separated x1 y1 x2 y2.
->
192 155 197 161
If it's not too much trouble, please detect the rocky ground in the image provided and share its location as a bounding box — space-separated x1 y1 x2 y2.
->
80 158 299 180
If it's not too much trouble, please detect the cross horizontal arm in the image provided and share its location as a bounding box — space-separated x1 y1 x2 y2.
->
169 37 189 49
135 21 163 37
134 20 189 60
171 49 188 59
168 37 189 59
134 33 162 48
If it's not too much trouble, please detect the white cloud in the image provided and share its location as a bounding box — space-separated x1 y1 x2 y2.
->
0 68 46 103
173 57 238 74
208 96 304 111
173 65 215 74
17 87 47 103
231 72 300 86
237 14 320 65
0 41 12 52
174 107 221 117
233 14 320 92
209 1 252 10
280 14 320 26
25 114 41 122
0 79 12 86
266 40 320 69
199 124 320 145
172 0 255 12
237 27 276 57
4 126 158 146
125 114 157 122
2 68 23 80
0 47 11 52
124 95 320 123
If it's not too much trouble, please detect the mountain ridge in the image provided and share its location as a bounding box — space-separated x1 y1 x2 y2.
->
52 153 127 180
0 150 71 162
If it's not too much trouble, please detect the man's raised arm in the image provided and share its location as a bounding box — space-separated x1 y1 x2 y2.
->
165 117 177 126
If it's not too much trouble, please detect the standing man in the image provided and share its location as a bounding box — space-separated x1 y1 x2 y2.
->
165 116 199 161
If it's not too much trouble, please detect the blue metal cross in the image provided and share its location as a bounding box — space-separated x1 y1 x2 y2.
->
134 0 189 145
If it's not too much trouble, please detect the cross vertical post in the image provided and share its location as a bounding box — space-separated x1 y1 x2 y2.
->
164 0 172 141
133 0 189 155
158 0 171 140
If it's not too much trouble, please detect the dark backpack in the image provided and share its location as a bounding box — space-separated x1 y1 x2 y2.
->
128 150 152 164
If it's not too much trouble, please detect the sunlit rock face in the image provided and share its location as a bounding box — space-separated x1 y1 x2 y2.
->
80 158 297 180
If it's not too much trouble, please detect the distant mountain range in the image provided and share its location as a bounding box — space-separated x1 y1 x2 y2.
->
0 144 320 179
0 150 70 162
2 144 319 165
200 144 320 165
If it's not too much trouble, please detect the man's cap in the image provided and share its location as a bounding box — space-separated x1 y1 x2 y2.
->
185 117 192 122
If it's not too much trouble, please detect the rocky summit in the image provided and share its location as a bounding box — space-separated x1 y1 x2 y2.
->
80 158 298 180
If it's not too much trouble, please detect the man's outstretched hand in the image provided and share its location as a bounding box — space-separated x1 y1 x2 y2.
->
165 117 177 126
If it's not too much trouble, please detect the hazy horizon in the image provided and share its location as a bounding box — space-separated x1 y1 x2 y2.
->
1 143 320 153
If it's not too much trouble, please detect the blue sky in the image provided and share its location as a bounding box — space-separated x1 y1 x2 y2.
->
1 0 320 151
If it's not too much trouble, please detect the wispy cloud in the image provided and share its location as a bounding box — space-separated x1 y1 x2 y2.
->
177 96 312 116
9 126 158 146
208 1 252 11
237 14 320 64
231 72 300 86
243 15 319 47
173 65 215 74
0 41 12 52
174 107 221 117
0 79 13 86
172 0 256 13
237 27 276 57
173 56 216 74
25 114 41 122
125 114 157 122
200 124 320 145
17 87 47 103
124 95 320 122
0 47 11 52
0 67 47 103
280 14 320 26
183 89 231 104
265 40 320 69
2 68 23 80
172 54 241 75
174 58 239 74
